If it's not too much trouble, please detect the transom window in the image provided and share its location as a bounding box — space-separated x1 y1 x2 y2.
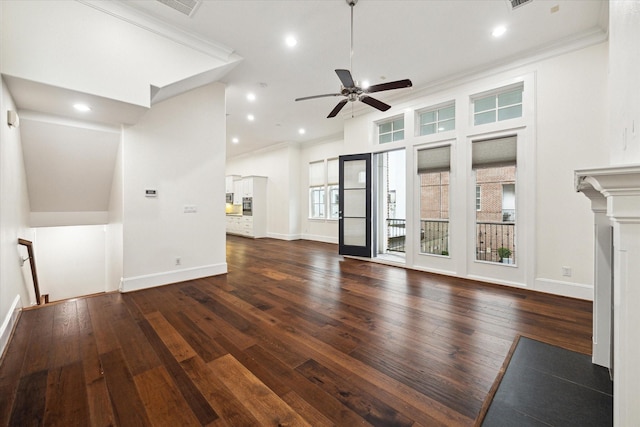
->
473 85 523 126
419 104 455 136
378 117 404 144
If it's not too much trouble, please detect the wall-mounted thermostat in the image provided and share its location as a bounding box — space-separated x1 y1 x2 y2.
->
145 189 157 198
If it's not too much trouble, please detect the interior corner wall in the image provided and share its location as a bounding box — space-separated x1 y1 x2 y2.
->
533 41 609 294
226 143 301 240
0 77 34 353
106 133 123 292
608 0 640 165
120 83 227 292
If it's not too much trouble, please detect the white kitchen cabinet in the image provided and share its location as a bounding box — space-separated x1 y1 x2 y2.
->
225 175 238 193
242 177 253 197
226 176 267 238
232 179 243 205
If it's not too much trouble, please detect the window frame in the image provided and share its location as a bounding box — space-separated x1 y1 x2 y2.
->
377 115 405 144
308 186 326 219
417 102 456 136
471 83 524 127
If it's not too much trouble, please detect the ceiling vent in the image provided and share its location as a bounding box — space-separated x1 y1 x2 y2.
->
156 0 202 17
507 0 533 10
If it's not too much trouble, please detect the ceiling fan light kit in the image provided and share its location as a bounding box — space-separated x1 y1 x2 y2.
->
295 0 412 118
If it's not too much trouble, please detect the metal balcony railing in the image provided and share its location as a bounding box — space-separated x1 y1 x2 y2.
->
420 219 449 255
385 219 515 263
476 221 516 263
386 218 406 253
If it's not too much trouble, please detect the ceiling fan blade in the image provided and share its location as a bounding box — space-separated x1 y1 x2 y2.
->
366 79 413 93
335 69 355 88
360 95 391 112
327 99 349 118
295 93 342 102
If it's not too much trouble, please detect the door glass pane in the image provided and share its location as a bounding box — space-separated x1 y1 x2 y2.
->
343 189 366 217
344 218 366 246
344 160 366 188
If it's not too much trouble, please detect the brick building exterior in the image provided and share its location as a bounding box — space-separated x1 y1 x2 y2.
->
419 166 516 262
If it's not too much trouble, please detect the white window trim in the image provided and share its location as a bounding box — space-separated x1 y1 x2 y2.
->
471 82 524 127
416 102 456 137
376 114 405 144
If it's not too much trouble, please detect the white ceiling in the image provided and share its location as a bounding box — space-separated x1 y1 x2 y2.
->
3 0 608 218
121 0 608 158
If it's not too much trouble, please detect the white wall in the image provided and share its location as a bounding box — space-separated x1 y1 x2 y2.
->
33 225 106 301
0 0 231 108
121 83 227 291
534 42 609 292
0 77 34 355
608 0 640 165
227 143 302 240
106 134 123 292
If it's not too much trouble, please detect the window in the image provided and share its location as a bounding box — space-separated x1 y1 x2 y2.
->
328 185 339 219
309 161 325 219
309 187 325 218
309 159 339 219
419 104 455 136
473 136 517 264
378 117 404 143
473 85 523 126
417 145 450 256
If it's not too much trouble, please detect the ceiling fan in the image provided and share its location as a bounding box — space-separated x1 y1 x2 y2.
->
295 0 413 118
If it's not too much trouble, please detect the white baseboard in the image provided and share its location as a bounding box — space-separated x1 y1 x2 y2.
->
120 263 227 293
301 233 338 244
266 232 302 241
0 295 22 359
533 278 593 300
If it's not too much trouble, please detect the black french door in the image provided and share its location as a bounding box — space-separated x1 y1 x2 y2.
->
338 153 372 257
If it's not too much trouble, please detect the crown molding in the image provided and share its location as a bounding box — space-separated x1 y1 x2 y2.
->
76 0 236 62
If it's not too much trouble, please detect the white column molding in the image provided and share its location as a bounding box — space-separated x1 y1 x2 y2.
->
576 165 640 427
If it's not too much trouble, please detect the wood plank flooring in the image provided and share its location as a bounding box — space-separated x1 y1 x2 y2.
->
0 236 593 426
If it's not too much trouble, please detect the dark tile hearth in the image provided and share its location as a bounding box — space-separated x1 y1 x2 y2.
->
482 337 613 427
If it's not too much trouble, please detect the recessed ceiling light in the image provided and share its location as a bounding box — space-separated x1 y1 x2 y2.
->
247 114 255 121
232 137 239 144
298 128 306 135
285 35 297 48
73 103 91 112
361 80 370 89
247 93 256 102
492 25 507 38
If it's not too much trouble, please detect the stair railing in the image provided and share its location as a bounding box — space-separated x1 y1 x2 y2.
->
17 238 43 305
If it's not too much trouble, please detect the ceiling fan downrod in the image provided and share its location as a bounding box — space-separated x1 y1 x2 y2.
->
347 0 358 74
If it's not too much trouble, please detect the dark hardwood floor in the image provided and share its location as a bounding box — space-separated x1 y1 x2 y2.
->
0 236 593 426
